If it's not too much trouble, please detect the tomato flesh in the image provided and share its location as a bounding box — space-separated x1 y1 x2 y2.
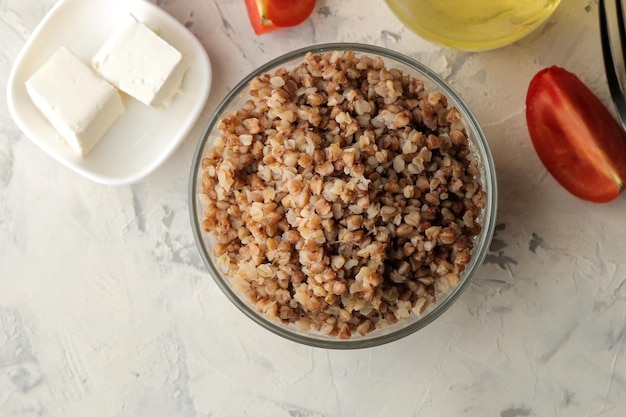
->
526 66 626 203
245 0 316 35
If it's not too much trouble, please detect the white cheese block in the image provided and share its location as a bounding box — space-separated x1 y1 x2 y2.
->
25 47 125 157
92 15 189 107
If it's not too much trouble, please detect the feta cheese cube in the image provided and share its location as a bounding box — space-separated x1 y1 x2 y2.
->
26 47 125 157
92 15 189 107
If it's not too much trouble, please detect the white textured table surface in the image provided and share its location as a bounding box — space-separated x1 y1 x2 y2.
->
2 1 624 416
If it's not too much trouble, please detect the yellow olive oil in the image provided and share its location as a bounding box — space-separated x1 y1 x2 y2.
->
386 0 561 51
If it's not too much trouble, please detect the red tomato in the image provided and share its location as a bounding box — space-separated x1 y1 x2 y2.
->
526 66 626 203
245 0 316 35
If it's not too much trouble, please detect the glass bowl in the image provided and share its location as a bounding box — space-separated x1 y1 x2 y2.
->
189 43 497 349
385 0 562 51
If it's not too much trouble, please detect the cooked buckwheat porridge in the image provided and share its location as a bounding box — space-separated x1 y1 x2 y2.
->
199 50 486 339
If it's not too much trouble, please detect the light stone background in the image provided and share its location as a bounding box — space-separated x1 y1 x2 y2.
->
2 0 625 416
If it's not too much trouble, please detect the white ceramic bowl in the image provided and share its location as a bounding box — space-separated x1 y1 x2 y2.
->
7 0 211 185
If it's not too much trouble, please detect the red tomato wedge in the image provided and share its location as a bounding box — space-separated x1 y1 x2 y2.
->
526 66 626 203
245 0 316 35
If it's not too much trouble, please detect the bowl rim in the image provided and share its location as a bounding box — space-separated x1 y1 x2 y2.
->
189 42 498 349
